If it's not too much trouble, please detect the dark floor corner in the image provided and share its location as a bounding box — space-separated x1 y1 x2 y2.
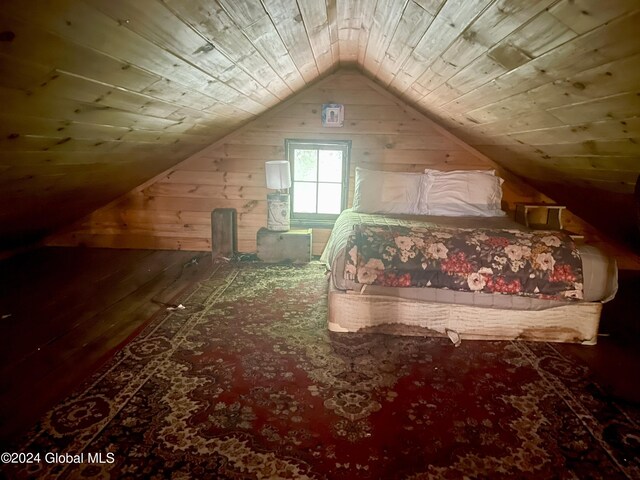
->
0 247 214 445
557 268 640 405
600 269 640 339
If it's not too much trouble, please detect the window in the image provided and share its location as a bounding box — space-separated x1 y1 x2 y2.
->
286 139 351 227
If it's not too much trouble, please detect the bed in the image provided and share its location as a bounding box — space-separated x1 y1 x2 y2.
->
320 168 618 345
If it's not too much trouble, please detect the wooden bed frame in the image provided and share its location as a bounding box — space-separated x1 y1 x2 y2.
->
328 283 602 345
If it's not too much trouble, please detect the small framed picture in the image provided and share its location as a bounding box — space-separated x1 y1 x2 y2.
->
321 103 344 127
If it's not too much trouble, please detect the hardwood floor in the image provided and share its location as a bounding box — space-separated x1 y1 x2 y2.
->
557 269 640 404
0 247 214 444
0 248 638 446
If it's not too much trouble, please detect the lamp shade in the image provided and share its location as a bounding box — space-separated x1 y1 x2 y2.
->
265 160 291 189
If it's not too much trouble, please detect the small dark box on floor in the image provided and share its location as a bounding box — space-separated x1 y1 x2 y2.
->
256 228 312 264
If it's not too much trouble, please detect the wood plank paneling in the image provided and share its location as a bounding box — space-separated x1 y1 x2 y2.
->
0 15 161 93
297 0 335 73
163 0 292 99
548 0 639 34
48 71 562 256
241 15 306 92
263 0 320 82
0 1 261 248
2 0 639 262
362 0 410 75
389 0 492 95
376 1 435 86
335 0 365 63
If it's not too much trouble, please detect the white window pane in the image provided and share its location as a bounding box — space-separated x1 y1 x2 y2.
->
294 149 317 181
293 182 317 213
317 183 342 214
318 150 343 182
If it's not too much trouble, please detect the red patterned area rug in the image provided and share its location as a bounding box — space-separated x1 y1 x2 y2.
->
5 263 639 479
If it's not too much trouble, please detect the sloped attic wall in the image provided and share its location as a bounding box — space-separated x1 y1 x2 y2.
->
0 0 324 250
49 70 622 260
353 1 640 253
404 6 640 250
3 0 639 254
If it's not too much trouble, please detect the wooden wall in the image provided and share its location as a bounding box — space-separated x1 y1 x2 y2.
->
0 0 326 249
2 1 639 257
0 3 229 247
401 4 640 250
50 70 626 261
412 5 640 192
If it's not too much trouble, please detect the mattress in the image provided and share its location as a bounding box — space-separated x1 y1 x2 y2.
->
320 210 618 309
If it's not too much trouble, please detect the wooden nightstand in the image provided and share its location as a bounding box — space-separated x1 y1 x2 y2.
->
256 228 312 263
514 203 584 241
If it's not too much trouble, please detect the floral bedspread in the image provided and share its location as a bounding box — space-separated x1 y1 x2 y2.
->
344 224 584 301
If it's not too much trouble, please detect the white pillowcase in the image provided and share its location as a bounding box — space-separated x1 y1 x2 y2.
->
352 167 422 214
419 169 505 217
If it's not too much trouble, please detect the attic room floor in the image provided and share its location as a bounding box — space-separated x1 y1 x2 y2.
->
0 247 213 444
0 247 638 446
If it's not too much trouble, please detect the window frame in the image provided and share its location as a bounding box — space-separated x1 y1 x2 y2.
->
285 138 351 228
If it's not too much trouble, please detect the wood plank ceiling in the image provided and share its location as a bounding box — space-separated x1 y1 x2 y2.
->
1 0 639 250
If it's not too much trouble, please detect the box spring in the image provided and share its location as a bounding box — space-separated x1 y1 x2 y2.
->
328 282 602 345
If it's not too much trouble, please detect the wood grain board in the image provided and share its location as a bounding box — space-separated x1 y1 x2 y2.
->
48 70 640 268
1 0 639 261
49 71 504 253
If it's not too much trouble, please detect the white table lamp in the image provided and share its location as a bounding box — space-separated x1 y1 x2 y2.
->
265 160 291 231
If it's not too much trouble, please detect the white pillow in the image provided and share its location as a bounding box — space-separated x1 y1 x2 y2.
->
352 167 422 214
418 169 505 217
